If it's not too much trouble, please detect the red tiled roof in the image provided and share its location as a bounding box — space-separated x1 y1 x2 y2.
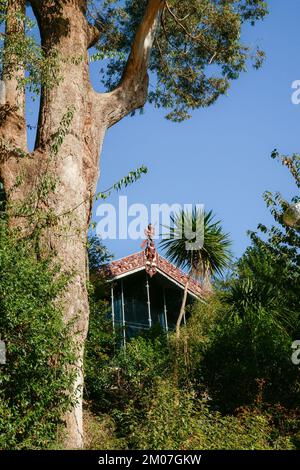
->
100 251 205 299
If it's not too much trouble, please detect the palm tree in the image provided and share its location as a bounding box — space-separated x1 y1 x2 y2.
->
160 207 231 340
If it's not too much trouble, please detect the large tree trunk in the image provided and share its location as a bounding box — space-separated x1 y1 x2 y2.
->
2 1 103 448
0 0 164 448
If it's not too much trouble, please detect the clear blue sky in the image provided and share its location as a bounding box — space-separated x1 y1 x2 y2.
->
27 1 300 262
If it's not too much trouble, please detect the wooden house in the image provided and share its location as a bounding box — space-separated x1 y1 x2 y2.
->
101 246 205 346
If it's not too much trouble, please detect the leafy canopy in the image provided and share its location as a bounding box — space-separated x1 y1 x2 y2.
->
244 151 300 334
93 0 268 120
202 152 300 412
1 1 268 121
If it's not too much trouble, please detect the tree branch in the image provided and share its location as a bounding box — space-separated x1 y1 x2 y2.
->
121 0 166 84
87 22 100 49
100 0 166 128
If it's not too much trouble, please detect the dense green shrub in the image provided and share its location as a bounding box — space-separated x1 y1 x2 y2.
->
197 153 300 414
0 223 75 449
84 328 297 450
84 256 171 413
112 378 294 450
112 336 170 393
84 237 117 411
85 322 170 409
125 378 195 450
201 305 299 412
84 296 117 411
83 409 127 450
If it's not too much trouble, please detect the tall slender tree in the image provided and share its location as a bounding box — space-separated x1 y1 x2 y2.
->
160 208 231 339
0 0 268 447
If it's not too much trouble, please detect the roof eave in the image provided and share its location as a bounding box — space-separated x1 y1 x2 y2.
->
107 265 204 300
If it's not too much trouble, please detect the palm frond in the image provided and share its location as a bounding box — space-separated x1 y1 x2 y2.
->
160 207 231 283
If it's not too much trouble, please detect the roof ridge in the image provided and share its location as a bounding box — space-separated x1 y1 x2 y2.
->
108 250 143 264
101 250 206 298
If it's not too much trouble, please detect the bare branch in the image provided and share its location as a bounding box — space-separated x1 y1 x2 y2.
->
87 22 100 48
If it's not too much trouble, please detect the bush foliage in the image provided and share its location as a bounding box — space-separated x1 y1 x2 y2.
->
0 223 75 449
